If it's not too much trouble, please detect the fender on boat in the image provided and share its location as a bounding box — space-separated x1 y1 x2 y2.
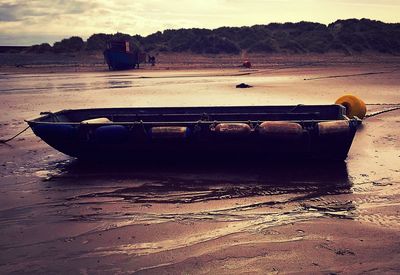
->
94 125 129 143
81 117 112 124
317 120 350 135
258 121 303 138
214 123 251 136
150 126 189 139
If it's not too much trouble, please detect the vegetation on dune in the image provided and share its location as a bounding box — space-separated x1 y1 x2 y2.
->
52 36 85 53
26 19 400 55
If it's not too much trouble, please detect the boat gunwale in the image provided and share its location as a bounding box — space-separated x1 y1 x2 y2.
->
25 104 349 125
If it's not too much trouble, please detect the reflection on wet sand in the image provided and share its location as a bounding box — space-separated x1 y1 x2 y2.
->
47 159 355 226
3 160 355 263
0 156 358 273
57 159 351 201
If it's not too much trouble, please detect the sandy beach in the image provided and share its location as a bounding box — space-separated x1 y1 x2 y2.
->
0 58 400 274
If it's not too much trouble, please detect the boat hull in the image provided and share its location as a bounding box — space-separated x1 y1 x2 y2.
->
103 50 138 70
26 105 361 161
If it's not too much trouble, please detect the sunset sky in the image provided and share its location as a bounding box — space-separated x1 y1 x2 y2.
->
0 0 399 45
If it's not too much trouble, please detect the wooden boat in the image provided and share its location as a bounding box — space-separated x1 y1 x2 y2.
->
26 104 362 161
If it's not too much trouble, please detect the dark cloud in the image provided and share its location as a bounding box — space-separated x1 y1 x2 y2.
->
0 0 98 22
0 3 20 21
54 0 99 15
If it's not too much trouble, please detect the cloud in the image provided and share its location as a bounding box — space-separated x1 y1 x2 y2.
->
0 0 98 22
0 3 20 21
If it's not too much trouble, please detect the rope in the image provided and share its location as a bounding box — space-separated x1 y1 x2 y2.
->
365 106 400 118
0 126 30 143
366 103 400 106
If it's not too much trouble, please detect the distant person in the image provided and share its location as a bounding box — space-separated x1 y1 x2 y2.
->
151 56 156 66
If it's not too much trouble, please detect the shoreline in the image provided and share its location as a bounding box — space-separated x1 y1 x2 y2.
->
1 52 400 74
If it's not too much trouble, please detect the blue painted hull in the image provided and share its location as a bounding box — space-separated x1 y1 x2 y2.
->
103 50 138 70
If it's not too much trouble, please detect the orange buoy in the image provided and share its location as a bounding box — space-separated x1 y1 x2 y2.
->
335 95 367 119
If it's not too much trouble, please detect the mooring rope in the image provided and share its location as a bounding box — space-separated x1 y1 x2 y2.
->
365 106 400 118
0 126 30 143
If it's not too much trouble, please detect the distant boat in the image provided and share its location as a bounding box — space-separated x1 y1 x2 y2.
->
103 40 145 70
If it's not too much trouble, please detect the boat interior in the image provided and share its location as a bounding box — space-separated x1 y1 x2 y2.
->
31 105 347 124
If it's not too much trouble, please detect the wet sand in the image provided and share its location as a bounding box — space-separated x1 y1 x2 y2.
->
0 62 400 274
